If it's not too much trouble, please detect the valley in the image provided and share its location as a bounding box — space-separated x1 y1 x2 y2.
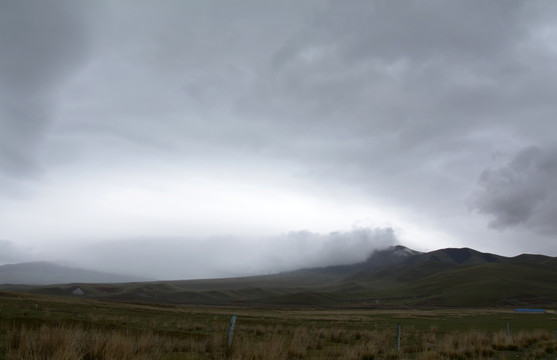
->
1 246 556 358
2 246 556 308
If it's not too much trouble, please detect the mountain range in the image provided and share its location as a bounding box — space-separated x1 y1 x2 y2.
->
1 246 556 308
0 261 148 285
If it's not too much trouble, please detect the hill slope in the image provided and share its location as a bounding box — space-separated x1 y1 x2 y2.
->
0 262 148 285
4 247 557 308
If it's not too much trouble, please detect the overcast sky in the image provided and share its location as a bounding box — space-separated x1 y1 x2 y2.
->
1 0 556 280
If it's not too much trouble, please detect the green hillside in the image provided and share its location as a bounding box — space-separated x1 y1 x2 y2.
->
4 247 557 308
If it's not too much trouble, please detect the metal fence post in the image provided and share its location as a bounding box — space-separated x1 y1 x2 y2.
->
227 315 237 357
397 323 401 352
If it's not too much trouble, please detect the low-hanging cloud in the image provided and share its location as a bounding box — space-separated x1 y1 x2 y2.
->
43 227 397 280
262 227 397 272
0 240 28 264
472 146 557 235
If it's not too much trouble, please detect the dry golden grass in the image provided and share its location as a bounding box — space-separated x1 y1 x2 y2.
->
3 321 556 360
5 325 166 360
1 292 556 359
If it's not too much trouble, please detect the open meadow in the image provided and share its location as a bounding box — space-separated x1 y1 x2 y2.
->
1 291 556 359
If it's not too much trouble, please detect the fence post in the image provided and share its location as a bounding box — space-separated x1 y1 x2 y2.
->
506 321 510 337
397 323 401 352
227 315 237 357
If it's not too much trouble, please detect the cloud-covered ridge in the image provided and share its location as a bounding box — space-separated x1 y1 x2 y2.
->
28 227 398 280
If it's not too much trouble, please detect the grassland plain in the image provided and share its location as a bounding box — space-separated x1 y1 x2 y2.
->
1 291 556 359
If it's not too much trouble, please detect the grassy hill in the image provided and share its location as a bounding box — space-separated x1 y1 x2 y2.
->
3 247 556 308
0 261 148 285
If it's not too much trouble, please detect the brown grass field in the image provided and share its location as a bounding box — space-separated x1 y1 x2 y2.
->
1 291 556 359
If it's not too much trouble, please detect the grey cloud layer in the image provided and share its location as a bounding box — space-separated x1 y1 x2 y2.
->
0 1 92 177
1 0 557 270
234 0 557 219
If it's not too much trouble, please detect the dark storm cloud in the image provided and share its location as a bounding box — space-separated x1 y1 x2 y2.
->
241 0 527 123
235 0 557 216
472 146 557 235
49 0 319 158
0 1 91 177
47 0 557 184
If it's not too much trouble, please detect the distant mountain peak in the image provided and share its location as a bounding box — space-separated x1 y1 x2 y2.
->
387 245 422 258
368 245 422 259
361 245 423 270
